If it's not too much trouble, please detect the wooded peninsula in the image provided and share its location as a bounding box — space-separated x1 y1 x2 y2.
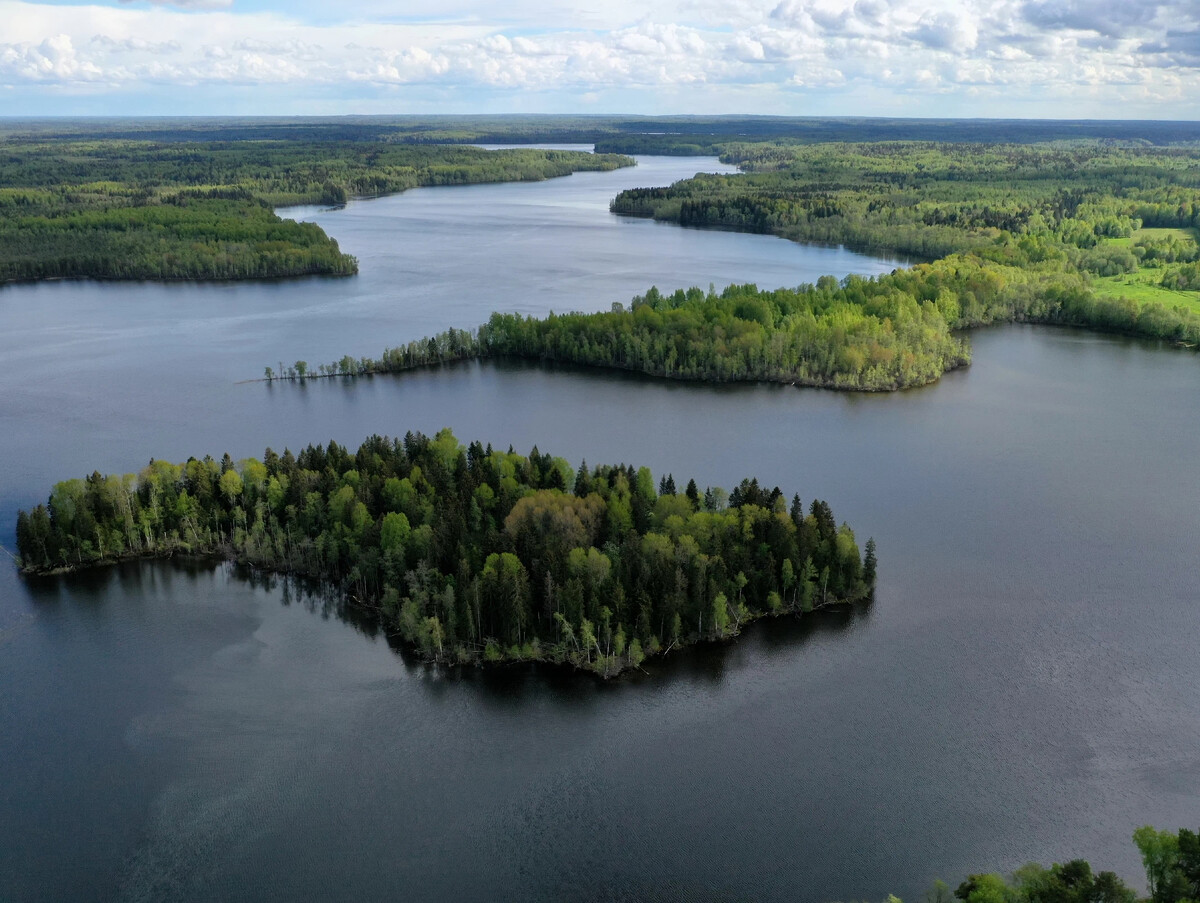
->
15 430 875 676
0 140 632 283
293 140 1200 391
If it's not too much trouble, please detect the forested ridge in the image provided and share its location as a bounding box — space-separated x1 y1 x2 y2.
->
0 141 632 283
15 430 874 675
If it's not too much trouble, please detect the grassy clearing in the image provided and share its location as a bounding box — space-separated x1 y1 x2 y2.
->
1093 271 1200 312
1093 228 1200 312
1103 227 1198 249
1137 227 1199 242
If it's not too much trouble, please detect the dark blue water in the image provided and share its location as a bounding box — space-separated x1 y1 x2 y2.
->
0 153 1197 903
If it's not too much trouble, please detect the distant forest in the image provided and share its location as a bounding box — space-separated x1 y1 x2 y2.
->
0 140 631 283
6 114 1200 146
15 430 874 675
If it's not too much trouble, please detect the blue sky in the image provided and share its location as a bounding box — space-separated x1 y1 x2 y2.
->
2 0 1198 118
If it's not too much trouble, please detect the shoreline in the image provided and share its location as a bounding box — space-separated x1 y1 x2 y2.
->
256 349 969 393
17 549 868 679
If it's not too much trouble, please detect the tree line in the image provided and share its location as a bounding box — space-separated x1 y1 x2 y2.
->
16 430 875 676
272 277 969 390
269 243 1200 392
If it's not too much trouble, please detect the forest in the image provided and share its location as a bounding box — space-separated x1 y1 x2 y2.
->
15 430 874 676
0 140 632 283
610 142 1200 260
905 825 1200 903
275 245 1199 392
270 277 971 390
609 142 1200 341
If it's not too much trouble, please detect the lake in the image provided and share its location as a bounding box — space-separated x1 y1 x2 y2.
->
0 152 1197 903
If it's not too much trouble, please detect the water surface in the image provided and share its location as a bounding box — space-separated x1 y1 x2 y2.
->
0 154 1197 902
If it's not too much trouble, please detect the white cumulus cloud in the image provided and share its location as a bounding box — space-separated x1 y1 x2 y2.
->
0 0 1197 116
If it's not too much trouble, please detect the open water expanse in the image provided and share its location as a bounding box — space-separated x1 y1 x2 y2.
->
0 151 1197 902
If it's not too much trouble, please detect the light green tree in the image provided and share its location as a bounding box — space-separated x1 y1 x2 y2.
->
711 592 730 638
1134 826 1180 903
219 469 244 507
380 511 411 555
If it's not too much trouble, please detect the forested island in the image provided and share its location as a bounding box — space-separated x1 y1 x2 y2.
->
15 430 874 676
0 141 632 283
267 278 969 390
902 825 1199 903
289 140 1200 391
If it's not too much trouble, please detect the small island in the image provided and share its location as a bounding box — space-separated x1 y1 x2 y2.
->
15 429 875 676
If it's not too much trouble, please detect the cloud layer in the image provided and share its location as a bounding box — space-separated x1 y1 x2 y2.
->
1 0 1198 116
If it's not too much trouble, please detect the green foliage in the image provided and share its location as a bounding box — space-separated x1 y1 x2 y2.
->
614 142 1200 259
605 142 1200 353
16 430 873 675
1134 825 1200 903
917 825 1200 903
1160 263 1200 292
289 276 973 391
0 140 632 283
953 860 1134 903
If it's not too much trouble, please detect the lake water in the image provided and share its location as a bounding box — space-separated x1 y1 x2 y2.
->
1 153 1197 903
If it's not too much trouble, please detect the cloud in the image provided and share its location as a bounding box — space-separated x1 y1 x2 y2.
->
0 0 1198 116
90 34 182 54
1139 28 1200 67
118 0 233 8
1021 0 1162 38
0 34 103 82
910 12 978 53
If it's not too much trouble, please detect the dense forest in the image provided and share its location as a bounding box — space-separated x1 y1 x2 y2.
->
904 826 1200 903
609 143 1200 341
269 277 970 391
15 430 874 675
610 142 1200 260
274 248 1198 392
0 141 632 283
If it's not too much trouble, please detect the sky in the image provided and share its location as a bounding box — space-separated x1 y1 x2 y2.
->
1 0 1199 119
